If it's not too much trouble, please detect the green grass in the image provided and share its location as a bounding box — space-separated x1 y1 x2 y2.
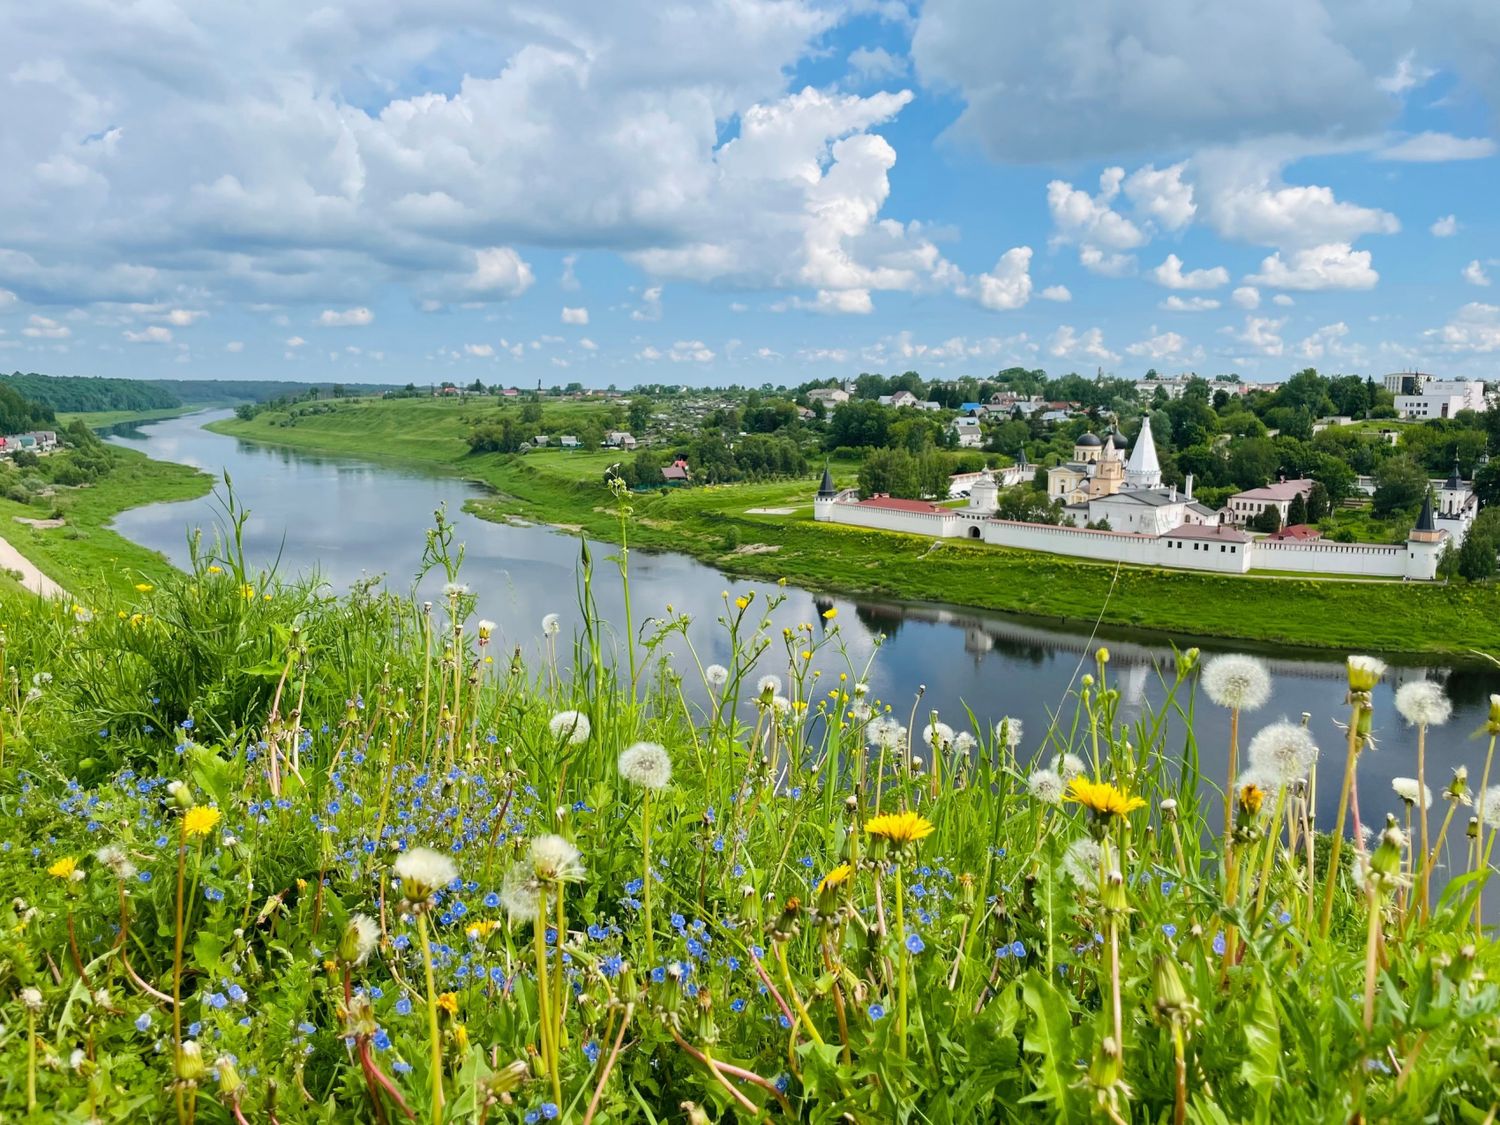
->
210 402 1500 655
0 448 212 596
54 405 202 428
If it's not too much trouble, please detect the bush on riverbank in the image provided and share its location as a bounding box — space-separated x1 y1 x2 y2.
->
3 507 1499 1122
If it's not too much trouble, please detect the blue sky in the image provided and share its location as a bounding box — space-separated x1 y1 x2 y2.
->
2 1 1499 386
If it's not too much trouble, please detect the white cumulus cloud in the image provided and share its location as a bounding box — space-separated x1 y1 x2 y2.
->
1048 324 1117 364
1125 331 1186 359
1463 260 1491 287
969 246 1033 310
464 343 495 357
1248 243 1378 290
561 306 589 325
1160 295 1220 312
318 307 374 327
1426 302 1500 353
1378 133 1497 162
1150 253 1229 290
1039 284 1071 302
21 314 70 339
1231 285 1261 309
123 325 173 343
1431 214 1459 238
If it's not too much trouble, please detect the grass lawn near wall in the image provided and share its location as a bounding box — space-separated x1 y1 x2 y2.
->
0 448 211 597
211 405 1500 656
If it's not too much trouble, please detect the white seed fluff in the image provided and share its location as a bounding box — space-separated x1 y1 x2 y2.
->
541 613 561 637
996 717 1023 750
618 741 673 791
548 710 591 745
1394 681 1452 728
757 674 783 697
1027 771 1066 805
1246 721 1319 786
1201 654 1272 712
346 913 379 965
705 664 729 688
920 721 955 750
529 834 586 884
1391 777 1432 806
394 847 458 898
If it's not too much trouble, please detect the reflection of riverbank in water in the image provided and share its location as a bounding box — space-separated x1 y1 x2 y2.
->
103 410 1500 859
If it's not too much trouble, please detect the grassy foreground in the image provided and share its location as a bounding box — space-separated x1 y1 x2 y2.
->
0 447 212 596
209 401 1500 655
1 507 1498 1122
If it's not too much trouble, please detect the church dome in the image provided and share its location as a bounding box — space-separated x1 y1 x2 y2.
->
1109 430 1129 449
1076 432 1102 447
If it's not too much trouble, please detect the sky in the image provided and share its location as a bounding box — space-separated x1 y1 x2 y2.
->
3 1 1500 388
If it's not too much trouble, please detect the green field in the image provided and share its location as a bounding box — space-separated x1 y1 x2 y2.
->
0 448 211 596
205 397 1500 655
54 405 202 428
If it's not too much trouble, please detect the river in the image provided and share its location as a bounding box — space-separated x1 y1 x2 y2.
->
107 410 1500 838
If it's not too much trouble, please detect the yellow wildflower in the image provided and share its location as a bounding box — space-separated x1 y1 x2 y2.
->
134 583 153 593
48 856 79 880
466 919 501 940
822 607 838 620
817 863 854 894
1064 777 1147 818
1238 784 1266 817
436 992 459 1015
207 565 223 574
453 1022 469 1051
183 805 223 839
735 596 749 610
865 810 935 846
240 584 256 600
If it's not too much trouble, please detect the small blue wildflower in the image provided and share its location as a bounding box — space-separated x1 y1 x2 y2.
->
868 1003 886 1020
905 933 925 955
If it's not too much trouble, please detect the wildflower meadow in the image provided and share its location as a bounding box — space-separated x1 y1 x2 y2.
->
2 506 1499 1122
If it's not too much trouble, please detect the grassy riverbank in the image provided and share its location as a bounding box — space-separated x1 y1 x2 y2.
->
0 447 211 595
2 514 1498 1121
55 405 202 428
209 399 1500 655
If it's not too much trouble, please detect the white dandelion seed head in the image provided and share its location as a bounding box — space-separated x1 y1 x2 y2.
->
19 987 42 1012
500 862 541 923
1391 777 1432 806
757 674 782 697
1027 771 1066 805
1054 753 1087 780
1061 838 1104 885
618 741 672 791
921 721 955 750
394 847 458 899
1236 766 1276 796
548 710 591 745
476 618 496 636
529 834 586 884
853 681 870 697
1394 681 1451 728
1246 721 1319 786
705 664 729 688
850 701 872 722
541 613 561 637
1201 654 1272 712
771 694 792 716
344 913 379 965
996 717 1023 750
868 717 905 751
442 582 471 598
94 845 136 881
1475 785 1500 822
952 731 977 755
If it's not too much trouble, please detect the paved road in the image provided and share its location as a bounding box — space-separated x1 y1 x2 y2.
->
0 534 64 598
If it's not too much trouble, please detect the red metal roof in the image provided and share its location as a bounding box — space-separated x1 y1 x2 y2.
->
857 496 948 514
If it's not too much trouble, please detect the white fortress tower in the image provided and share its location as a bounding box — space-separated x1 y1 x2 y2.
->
814 463 839 521
966 470 999 514
1123 416 1162 490
1405 492 1447 580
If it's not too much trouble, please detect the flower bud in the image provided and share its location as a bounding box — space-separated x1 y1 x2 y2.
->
338 914 379 966
216 1055 245 1097
176 1040 207 1083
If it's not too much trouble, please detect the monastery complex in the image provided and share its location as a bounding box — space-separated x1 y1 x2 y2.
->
813 417 1476 581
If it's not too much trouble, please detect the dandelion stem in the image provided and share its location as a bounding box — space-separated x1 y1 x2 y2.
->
641 792 655 972
893 859 909 1060
1415 724 1432 920
1474 733 1497 936
1320 705 1363 940
414 912 444 1125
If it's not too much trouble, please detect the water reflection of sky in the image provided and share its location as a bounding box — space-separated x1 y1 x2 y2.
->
109 412 1500 843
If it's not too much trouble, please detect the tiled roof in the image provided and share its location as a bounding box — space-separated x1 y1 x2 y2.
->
1164 524 1250 543
857 496 949 514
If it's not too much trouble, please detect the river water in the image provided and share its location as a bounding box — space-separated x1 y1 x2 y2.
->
107 411 1500 838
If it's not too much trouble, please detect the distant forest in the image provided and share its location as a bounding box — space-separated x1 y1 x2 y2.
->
0 382 57 433
1 372 389 413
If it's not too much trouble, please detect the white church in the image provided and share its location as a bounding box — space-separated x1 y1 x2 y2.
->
813 416 1469 581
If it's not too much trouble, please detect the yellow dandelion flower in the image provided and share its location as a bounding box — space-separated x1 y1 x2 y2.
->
134 583 153 593
436 992 459 1015
822 607 838 620
453 1022 469 1051
207 565 223 574
1064 777 1147 818
48 856 79 880
865 810 935 846
735 596 749 610
817 863 854 894
183 805 223 839
240 584 256 600
1238 783 1266 817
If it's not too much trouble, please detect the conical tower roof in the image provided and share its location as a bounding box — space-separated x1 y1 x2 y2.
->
1415 490 1437 533
1124 416 1162 488
1445 460 1463 490
818 462 836 497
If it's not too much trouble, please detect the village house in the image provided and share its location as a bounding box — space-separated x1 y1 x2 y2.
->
805 387 850 408
660 457 691 484
559 435 582 450
1224 479 1315 526
951 417 983 448
604 431 637 450
532 435 551 446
